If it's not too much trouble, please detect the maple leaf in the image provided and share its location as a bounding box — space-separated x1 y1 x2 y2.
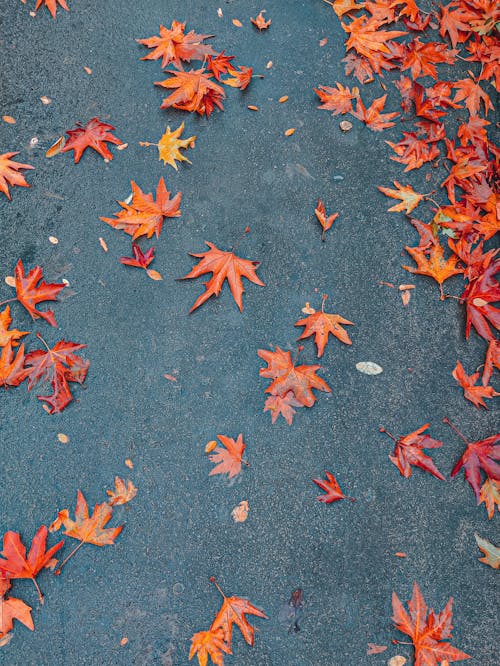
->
25 335 89 414
140 122 196 170
447 420 500 503
452 78 493 116
391 0 420 22
342 52 375 84
0 152 34 200
207 51 235 81
342 16 407 60
263 392 302 425
258 346 331 413
0 342 31 388
350 94 399 131
474 533 500 570
460 261 500 341
222 66 253 91
313 471 354 503
314 199 339 240
155 67 225 117
403 241 463 299
0 527 64 604
314 82 357 115
35 0 69 18
106 477 138 506
452 360 499 410
0 306 28 348
62 117 123 163
295 303 354 357
13 259 65 328
330 0 366 19
401 38 457 80
392 582 471 665
380 424 446 480
136 21 215 69
210 578 268 647
119 244 155 270
483 340 500 386
378 181 424 214
180 241 264 312
440 3 475 47
0 578 34 639
189 628 231 666
50 490 123 574
101 178 182 241
208 434 246 479
251 10 271 29
479 478 500 519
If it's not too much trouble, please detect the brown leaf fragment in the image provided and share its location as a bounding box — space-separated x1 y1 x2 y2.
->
247 105 259 111
232 19 243 27
474 533 499 569
107 477 138 506
231 500 249 523
46 136 66 158
319 37 328 46
83 66 92 74
279 95 289 103
284 128 295 136
367 643 388 655
2 116 15 124
125 459 133 469
98 237 108 252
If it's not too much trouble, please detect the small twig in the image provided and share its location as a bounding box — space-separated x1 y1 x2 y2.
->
0 298 17 308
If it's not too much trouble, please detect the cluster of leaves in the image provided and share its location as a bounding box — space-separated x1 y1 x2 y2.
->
259 294 354 424
0 478 135 644
0 260 88 413
136 20 255 118
317 0 499 411
189 577 267 666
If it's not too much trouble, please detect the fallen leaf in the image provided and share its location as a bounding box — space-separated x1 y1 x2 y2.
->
452 360 499 409
474 533 499 569
107 477 138 506
14 259 65 327
35 0 69 18
231 500 249 523
479 478 499 519
250 11 271 30
40 96 52 105
295 302 354 356
356 361 383 375
232 19 243 27
279 95 289 103
125 459 133 469
284 128 295 136
99 237 108 252
367 643 388 655
46 136 66 158
313 471 354 503
0 306 28 348
140 122 196 170
2 116 15 124
380 424 446 480
57 433 69 444
0 152 34 200
208 434 246 479
314 199 339 240
62 117 122 163
136 21 215 68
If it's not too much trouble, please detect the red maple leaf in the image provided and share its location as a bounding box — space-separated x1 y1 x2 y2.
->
0 577 34 639
35 0 69 19
180 241 264 312
460 260 500 341
0 527 64 604
314 82 357 115
452 360 499 410
313 471 354 503
295 303 354 357
62 117 123 163
14 259 65 327
386 132 440 171
380 424 446 480
207 51 235 80
446 418 500 503
263 392 302 425
223 66 253 91
401 38 457 79
25 335 89 414
392 582 471 665
119 244 155 269
136 21 215 68
483 340 500 386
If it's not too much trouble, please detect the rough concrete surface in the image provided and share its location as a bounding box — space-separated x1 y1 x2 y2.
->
0 1 498 665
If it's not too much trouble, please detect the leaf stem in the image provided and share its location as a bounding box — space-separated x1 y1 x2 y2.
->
231 226 251 253
36 332 51 351
442 417 469 444
379 427 399 444
0 298 17 308
209 576 226 599
55 540 85 575
321 294 328 312
32 576 44 605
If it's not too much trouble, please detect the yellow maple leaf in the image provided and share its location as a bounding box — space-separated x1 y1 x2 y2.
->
140 122 196 170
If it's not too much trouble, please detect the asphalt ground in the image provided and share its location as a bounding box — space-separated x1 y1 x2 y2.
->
0 1 498 665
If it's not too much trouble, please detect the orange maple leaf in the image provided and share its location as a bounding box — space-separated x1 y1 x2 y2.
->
0 152 34 200
380 424 446 480
0 306 28 348
50 490 123 574
0 578 34 639
350 94 399 131
342 16 407 60
0 342 31 388
452 78 493 116
401 38 457 79
314 82 357 115
101 178 182 240
386 131 441 171
258 346 331 411
0 527 64 604
482 340 500 386
189 628 231 666
155 68 225 117
62 117 123 163
452 360 499 410
392 582 471 665
14 259 65 327
208 434 247 479
35 0 69 18
314 199 339 240
479 478 499 520
295 305 354 357
329 0 366 19
378 181 424 214
106 477 138 506
222 66 253 90
210 578 268 647
180 241 264 312
403 241 463 299
250 11 271 30
136 21 215 68
263 391 302 425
